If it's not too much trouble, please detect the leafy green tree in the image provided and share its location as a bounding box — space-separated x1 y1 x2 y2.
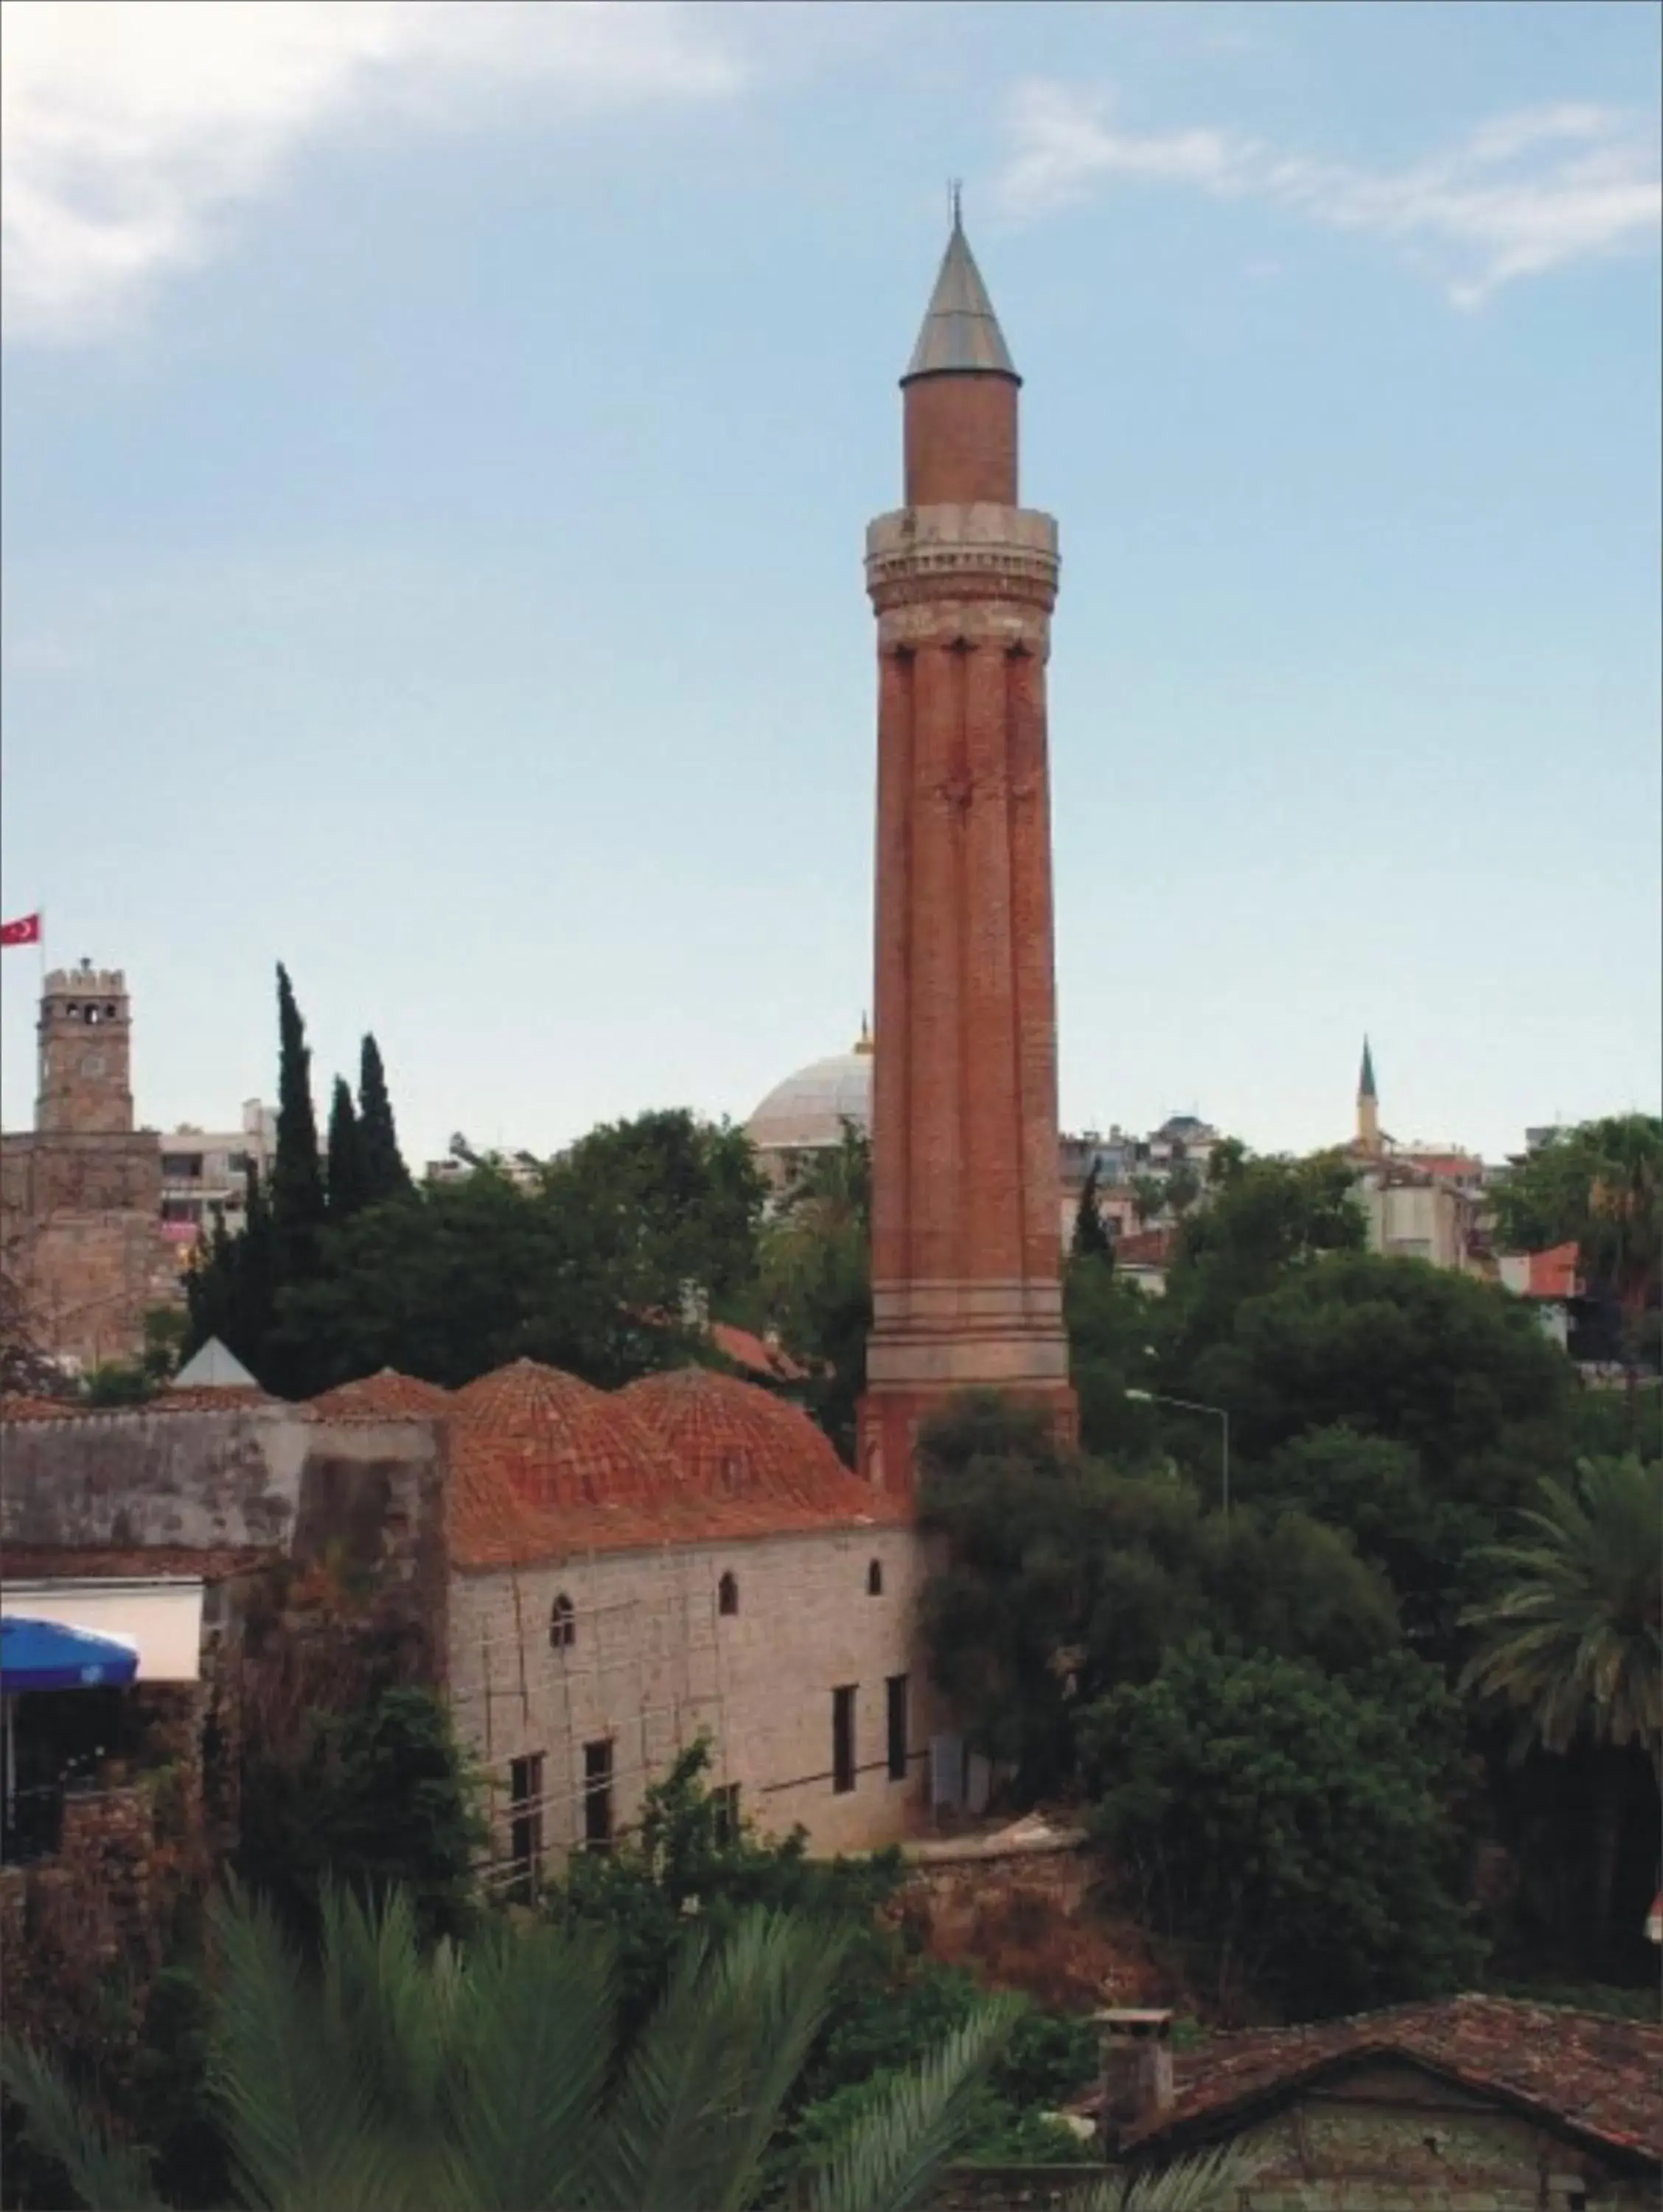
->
1080 1637 1485 2017
1182 1254 1572 1658
545 1743 1098 2185
325 1077 369 1225
1072 1166 1114 1262
356 1034 412 1206
558 1108 766 1320
236 1687 486 1947
916 1397 1401 1801
1460 1455 1662 1951
1129 1175 1165 1228
270 965 326 1289
1162 1162 1202 1219
2 1882 1022 2212
1065 1257 1162 1461
760 1122 871 1458
270 1115 753 1397
1489 1115 1663 1382
184 1164 276 1378
1159 1150 1364 1363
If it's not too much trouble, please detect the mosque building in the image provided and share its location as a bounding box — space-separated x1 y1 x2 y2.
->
1 209 1065 1877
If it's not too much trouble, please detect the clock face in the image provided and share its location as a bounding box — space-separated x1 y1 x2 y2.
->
80 1053 106 1077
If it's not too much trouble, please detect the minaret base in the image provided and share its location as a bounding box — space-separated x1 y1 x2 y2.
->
857 1379 1078 1496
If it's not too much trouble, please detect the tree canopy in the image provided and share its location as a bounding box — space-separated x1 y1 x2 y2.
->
1081 1638 1484 2016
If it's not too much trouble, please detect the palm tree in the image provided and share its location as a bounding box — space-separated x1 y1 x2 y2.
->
2 1882 1019 2212
1460 1453 1663 1950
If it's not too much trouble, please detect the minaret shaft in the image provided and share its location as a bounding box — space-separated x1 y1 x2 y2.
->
858 228 1077 1489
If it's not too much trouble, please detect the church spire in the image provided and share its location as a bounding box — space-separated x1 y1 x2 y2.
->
1359 1036 1377 1101
903 201 1019 383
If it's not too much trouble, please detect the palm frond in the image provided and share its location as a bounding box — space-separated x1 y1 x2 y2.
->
1067 2144 1253 2212
206 1881 397 2211
592 1906 851 2212
442 1918 616 2212
0 2038 164 2212
805 1995 1022 2212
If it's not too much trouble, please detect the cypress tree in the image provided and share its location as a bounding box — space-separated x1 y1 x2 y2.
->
358 1032 412 1203
1072 1163 1114 1262
232 1160 277 1363
271 963 326 1281
327 1076 369 1223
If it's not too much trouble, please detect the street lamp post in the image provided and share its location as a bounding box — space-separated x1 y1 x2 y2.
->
1126 1388 1230 1520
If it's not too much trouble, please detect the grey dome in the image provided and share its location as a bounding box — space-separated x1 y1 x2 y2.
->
747 1049 873 1155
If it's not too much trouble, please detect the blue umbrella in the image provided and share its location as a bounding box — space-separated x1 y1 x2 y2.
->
1 1616 139 1693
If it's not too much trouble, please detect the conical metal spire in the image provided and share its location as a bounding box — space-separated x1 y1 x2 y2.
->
1359 1037 1377 1101
903 203 1019 383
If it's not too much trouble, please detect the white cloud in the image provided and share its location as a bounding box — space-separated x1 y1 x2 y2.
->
997 80 1662 307
0 0 745 343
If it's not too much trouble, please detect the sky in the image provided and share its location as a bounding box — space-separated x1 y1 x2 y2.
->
2 0 1659 1172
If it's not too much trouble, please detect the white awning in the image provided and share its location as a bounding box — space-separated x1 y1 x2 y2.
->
1 1580 204 1683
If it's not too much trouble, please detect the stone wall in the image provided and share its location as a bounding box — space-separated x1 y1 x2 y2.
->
1 1129 175 1368
1 1408 445 1618
1221 2067 1650 2211
449 1520 939 1870
0 1783 187 2066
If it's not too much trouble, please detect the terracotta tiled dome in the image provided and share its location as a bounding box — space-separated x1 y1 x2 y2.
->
310 1369 452 1420
619 1366 876 1512
451 1357 678 1512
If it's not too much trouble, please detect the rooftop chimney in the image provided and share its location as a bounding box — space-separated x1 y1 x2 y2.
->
1094 2009 1174 2149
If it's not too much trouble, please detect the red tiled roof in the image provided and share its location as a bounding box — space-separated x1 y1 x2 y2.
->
0 1394 78 1422
451 1360 680 1513
1122 1994 1663 2165
150 1385 279 1413
621 1366 892 1517
708 1321 814 1383
1525 1242 1581 1301
1115 1228 1174 1267
444 1359 907 1572
308 1369 453 1420
0 1387 280 1422
1405 1151 1484 1180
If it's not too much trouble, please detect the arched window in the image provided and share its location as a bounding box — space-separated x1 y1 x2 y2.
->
867 1559 883 1596
549 1593 575 1649
718 1571 739 1618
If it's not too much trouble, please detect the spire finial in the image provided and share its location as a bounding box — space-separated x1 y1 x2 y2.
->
949 177 963 229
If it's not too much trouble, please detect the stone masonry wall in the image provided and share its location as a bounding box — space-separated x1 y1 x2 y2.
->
1227 2066 1650 2211
0 1785 186 2068
1 1407 444 1595
1 1129 174 1367
448 1521 940 1869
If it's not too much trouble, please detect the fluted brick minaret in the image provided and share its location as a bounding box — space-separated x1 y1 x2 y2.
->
857 211 1076 1492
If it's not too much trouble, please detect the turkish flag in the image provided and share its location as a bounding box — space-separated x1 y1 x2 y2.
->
1 914 42 946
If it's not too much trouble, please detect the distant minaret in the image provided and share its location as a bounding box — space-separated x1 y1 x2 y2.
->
858 205 1075 1492
1356 1037 1381 1155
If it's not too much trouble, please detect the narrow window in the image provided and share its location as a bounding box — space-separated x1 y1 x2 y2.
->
832 1685 856 1795
712 1781 741 1846
718 1571 739 1617
508 1752 543 1899
867 1558 883 1596
583 1739 614 1851
549 1593 575 1649
886 1674 909 1782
